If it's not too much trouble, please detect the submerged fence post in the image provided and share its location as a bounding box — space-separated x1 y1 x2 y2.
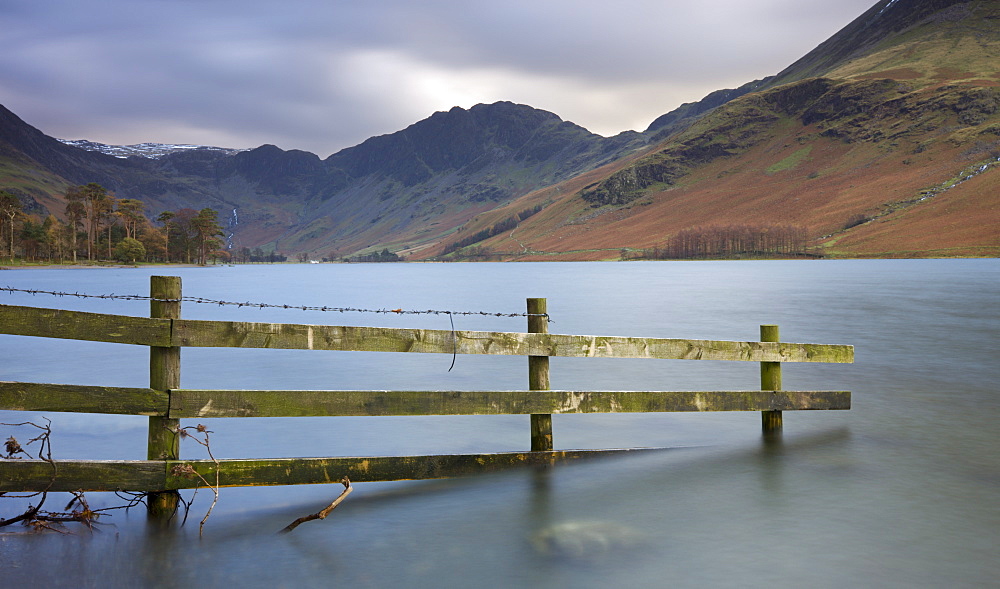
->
528 298 553 451
760 324 783 433
147 276 181 517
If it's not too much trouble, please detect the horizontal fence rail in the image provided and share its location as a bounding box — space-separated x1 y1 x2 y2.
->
169 389 851 417
0 277 854 509
0 449 659 493
0 304 854 363
2 460 168 493
0 381 167 415
0 382 851 417
0 304 171 346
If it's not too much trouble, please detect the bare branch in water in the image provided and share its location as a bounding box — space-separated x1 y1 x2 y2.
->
279 477 352 534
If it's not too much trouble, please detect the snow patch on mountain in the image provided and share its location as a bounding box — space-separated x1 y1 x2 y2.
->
57 138 247 159
877 0 902 17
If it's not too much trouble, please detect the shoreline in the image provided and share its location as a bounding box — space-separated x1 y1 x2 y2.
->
1 255 995 271
0 263 210 270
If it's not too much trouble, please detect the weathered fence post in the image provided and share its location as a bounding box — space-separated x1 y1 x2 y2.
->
528 298 552 451
147 276 181 517
760 324 783 433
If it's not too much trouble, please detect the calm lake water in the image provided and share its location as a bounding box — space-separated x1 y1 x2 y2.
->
1 260 997 588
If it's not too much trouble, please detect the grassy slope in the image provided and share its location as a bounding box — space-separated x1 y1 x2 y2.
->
0 150 72 218
823 159 999 257
416 1 999 261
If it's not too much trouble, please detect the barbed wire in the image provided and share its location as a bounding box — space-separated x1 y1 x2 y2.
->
0 286 551 321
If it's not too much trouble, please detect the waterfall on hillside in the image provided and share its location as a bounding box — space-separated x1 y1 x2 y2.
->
226 208 238 250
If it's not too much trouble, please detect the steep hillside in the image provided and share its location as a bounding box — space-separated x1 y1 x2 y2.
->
0 104 236 217
0 101 647 257
281 102 645 256
420 0 999 260
767 0 973 86
136 101 649 256
644 78 774 142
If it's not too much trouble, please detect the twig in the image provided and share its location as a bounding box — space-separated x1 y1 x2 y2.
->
1 420 58 529
278 477 352 534
2 421 150 533
0 501 44 527
175 424 220 537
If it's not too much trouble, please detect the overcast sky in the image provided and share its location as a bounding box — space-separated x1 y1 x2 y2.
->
1 0 880 158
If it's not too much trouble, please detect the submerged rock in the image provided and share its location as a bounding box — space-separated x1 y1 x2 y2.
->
530 520 645 561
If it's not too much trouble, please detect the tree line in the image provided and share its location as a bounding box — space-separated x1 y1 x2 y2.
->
343 248 400 263
441 204 544 256
0 183 226 265
631 224 813 260
232 247 289 264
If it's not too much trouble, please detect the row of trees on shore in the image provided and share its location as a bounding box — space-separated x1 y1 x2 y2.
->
628 224 814 260
0 184 227 265
233 247 289 264
1 185 816 265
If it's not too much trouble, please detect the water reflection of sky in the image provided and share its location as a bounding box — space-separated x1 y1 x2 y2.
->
1 259 997 588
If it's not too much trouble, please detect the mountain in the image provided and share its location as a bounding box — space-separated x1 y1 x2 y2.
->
415 0 1000 260
0 100 650 256
0 103 225 219
1 0 996 260
140 101 648 254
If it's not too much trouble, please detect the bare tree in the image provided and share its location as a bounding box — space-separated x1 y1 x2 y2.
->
0 191 22 263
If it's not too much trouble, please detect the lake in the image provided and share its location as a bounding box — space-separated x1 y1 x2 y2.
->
1 259 997 588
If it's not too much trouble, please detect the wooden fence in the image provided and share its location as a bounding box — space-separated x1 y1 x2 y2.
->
0 276 852 514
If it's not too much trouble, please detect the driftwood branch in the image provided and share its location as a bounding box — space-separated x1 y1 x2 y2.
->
279 477 352 534
1 421 106 532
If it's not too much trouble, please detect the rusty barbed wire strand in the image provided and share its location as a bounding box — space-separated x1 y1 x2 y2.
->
0 285 551 321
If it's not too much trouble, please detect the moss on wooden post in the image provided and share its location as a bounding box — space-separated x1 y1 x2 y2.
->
528 298 553 451
147 276 181 517
760 324 783 432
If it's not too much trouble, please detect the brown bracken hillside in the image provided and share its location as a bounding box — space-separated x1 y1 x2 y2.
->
419 0 999 260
